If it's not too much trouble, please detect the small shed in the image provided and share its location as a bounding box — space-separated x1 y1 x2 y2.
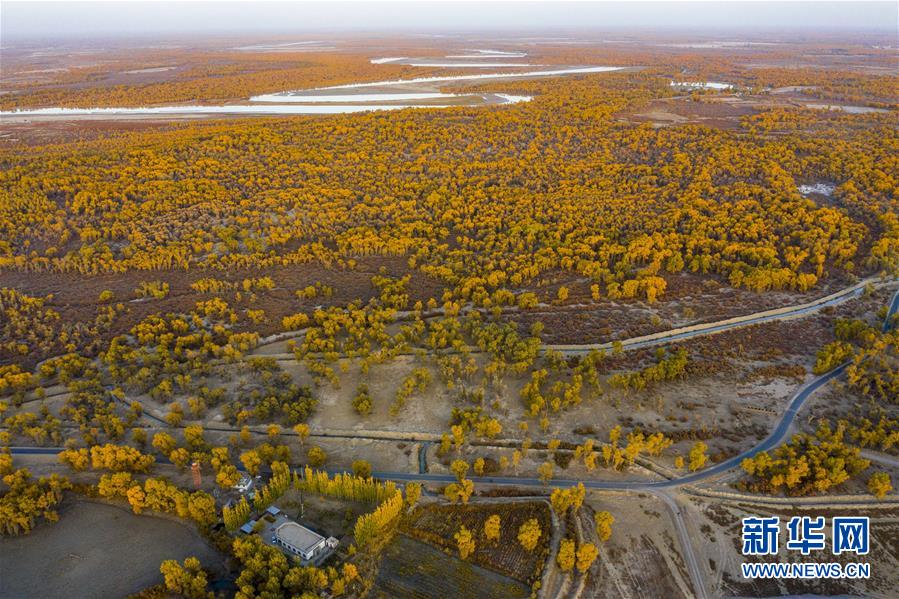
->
239 520 256 535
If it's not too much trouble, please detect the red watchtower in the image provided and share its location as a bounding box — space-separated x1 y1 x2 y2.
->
191 461 201 489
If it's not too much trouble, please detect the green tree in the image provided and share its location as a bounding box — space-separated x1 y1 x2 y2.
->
307 446 327 467
454 525 476 559
352 459 372 478
868 472 892 499
484 514 501 542
517 518 542 551
557 538 576 571
239 450 262 475
160 557 212 599
594 511 614 542
450 459 469 482
576 543 599 572
688 441 708 472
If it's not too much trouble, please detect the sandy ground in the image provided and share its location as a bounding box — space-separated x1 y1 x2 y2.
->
683 496 899 598
798 384 899 435
582 491 694 598
0 500 227 599
8 284 891 489
621 90 894 132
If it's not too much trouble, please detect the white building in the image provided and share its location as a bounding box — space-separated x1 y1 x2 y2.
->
233 474 254 494
273 522 338 562
669 80 734 90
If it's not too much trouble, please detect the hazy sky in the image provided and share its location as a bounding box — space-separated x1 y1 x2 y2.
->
3 1 897 39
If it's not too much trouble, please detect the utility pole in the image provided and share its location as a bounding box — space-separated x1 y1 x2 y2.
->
300 491 305 519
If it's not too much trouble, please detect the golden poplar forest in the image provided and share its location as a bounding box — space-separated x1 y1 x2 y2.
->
1 32 898 599
2 71 896 292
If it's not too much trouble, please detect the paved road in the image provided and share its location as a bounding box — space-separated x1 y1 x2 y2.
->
884 286 899 333
648 489 709 599
11 288 899 492
546 277 894 355
861 450 899 470
251 277 896 361
11 287 894 599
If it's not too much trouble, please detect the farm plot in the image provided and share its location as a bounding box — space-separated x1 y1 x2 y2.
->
401 501 551 583
372 534 529 599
